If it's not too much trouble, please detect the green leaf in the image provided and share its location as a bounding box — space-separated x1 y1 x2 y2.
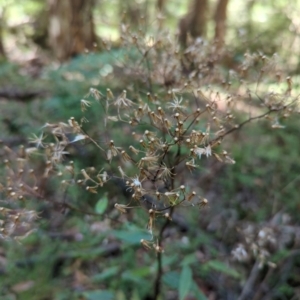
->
121 270 148 285
204 260 240 279
192 280 208 300
112 229 151 245
162 255 178 268
95 196 108 214
92 266 119 282
181 253 197 266
130 266 151 277
163 271 180 289
179 265 193 300
82 290 114 300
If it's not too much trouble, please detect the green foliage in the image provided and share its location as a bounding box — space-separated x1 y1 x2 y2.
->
220 115 300 220
112 227 152 245
95 194 108 214
179 265 192 300
1 1 300 299
202 260 240 279
82 290 114 300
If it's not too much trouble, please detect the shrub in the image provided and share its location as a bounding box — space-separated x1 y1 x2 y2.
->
1 23 299 300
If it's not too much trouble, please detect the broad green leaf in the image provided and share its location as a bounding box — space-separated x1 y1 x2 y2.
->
179 265 192 300
112 230 151 245
130 266 151 277
121 270 148 285
92 266 119 282
82 290 114 300
192 280 208 300
204 260 240 279
162 255 178 267
181 253 197 266
95 196 108 214
163 271 180 289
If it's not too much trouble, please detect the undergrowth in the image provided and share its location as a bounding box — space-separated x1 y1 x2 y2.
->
0 20 300 300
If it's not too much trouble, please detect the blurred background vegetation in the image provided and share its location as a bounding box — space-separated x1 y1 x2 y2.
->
0 0 300 299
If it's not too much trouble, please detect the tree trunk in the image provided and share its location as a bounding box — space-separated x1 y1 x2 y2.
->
178 0 208 48
0 26 5 59
214 0 229 49
120 0 142 30
47 0 97 61
157 0 166 12
0 7 6 58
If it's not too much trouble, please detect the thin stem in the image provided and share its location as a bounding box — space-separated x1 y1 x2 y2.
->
210 107 277 145
153 206 174 300
153 146 178 299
